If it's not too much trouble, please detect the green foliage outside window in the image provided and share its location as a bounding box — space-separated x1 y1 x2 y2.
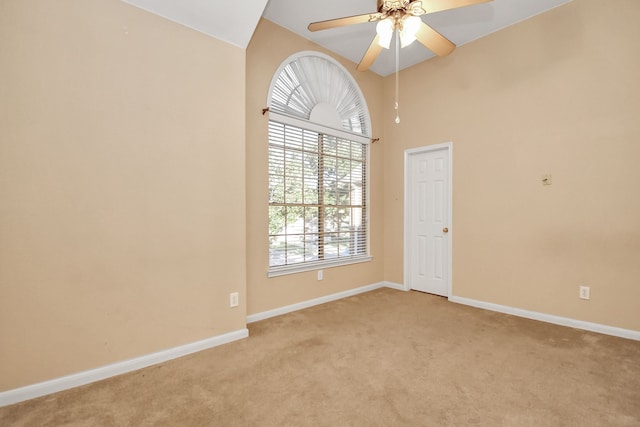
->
268 122 366 267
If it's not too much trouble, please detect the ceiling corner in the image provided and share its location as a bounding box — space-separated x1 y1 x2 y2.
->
121 0 269 48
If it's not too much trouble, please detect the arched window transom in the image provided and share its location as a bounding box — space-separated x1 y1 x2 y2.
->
268 52 371 139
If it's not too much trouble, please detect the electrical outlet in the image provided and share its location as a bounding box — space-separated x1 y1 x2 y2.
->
317 270 323 281
229 292 239 307
579 286 590 300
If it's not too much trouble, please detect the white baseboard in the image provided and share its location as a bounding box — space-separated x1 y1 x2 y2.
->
449 296 640 341
247 281 405 323
382 281 407 291
0 328 249 407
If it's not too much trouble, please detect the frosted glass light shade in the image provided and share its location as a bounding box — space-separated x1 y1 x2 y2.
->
400 15 421 48
376 18 394 49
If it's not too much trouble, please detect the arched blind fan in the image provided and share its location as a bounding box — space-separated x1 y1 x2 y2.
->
268 53 370 138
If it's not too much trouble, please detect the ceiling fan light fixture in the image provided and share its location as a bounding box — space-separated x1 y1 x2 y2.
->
307 0 492 73
399 15 421 48
376 17 394 49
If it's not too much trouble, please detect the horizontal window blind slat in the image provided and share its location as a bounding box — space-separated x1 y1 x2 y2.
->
268 120 369 272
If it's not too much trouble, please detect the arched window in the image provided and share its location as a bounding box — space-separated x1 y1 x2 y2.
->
267 52 372 276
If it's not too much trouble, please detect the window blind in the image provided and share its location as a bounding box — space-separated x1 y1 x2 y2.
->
268 121 368 272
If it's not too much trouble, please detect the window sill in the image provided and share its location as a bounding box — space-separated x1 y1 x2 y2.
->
267 256 373 278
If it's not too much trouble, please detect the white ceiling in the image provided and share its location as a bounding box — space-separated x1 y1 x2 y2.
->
122 0 572 77
121 0 270 48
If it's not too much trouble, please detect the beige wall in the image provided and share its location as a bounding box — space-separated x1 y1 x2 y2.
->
0 0 246 391
245 19 385 315
383 0 640 330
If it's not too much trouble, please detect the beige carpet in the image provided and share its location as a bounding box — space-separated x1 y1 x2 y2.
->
2 288 639 426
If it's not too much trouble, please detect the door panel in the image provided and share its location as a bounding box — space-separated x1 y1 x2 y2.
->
406 146 450 296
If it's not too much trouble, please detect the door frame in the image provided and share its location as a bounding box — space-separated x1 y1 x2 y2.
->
403 142 453 296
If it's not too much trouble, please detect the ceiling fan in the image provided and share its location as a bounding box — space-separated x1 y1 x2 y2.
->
308 0 493 71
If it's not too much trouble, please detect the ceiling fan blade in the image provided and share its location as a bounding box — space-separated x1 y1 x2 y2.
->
357 36 384 71
422 0 492 14
308 12 380 32
415 22 456 56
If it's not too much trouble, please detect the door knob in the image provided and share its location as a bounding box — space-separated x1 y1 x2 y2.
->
442 227 449 233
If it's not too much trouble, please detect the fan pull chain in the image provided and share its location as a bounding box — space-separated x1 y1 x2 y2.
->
394 28 400 124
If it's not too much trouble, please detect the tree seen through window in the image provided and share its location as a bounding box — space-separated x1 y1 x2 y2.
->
268 122 366 267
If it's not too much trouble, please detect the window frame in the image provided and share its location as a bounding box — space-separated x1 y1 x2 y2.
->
266 52 373 277
267 114 372 277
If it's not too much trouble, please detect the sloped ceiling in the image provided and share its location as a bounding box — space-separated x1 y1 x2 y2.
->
121 0 269 48
122 0 572 76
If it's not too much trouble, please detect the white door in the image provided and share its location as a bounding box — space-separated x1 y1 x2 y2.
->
405 144 451 296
